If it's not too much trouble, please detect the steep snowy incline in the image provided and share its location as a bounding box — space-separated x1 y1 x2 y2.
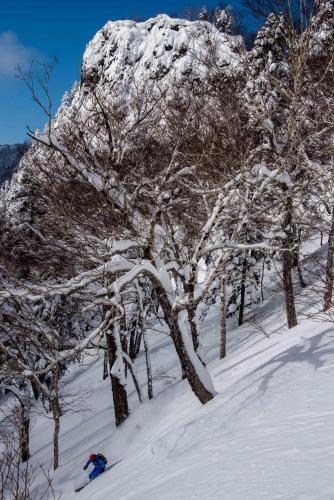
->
67 317 334 500
24 239 334 500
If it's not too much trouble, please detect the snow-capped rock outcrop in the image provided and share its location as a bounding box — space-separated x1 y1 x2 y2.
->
81 14 243 88
1 15 244 240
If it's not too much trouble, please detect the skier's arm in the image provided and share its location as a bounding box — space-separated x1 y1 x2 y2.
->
83 459 91 470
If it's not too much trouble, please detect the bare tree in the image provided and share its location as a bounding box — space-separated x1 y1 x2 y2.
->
0 410 60 499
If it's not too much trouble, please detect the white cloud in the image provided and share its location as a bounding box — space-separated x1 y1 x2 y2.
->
0 31 39 78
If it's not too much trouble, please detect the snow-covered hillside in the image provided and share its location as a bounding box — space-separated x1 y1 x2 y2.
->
21 239 334 500
2 5 334 500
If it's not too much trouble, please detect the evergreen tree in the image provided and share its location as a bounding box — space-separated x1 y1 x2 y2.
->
214 6 233 33
199 5 210 21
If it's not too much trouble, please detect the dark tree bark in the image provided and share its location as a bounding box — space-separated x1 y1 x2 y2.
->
170 311 213 404
220 277 227 359
153 278 214 404
50 397 61 471
129 321 142 362
282 195 298 328
143 330 153 400
297 258 307 289
186 279 206 370
188 305 199 352
129 325 137 361
261 257 265 302
103 349 108 380
121 331 128 378
292 226 307 289
125 360 143 403
19 407 30 463
30 379 40 400
49 365 62 471
106 331 129 426
6 390 31 463
185 276 201 354
142 247 215 404
238 254 247 327
324 202 334 311
134 329 143 358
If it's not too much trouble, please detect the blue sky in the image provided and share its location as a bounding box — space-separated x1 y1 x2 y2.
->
0 0 248 144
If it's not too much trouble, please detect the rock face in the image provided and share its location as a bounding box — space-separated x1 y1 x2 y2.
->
81 14 243 88
3 14 243 196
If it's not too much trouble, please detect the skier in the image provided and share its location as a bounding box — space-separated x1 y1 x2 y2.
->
83 453 107 481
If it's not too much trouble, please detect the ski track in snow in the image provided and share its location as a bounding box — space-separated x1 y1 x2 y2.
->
6 238 334 500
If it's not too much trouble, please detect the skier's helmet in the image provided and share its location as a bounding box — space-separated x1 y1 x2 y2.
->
89 454 97 461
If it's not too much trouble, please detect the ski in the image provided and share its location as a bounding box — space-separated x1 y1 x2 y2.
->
75 481 89 493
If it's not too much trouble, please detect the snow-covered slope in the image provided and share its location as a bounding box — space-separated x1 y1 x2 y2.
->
23 240 334 500
3 13 334 500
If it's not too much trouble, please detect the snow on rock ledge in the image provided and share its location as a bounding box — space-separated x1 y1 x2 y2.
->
81 14 243 88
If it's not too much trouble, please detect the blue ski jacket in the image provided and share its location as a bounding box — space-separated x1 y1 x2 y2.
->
84 455 106 471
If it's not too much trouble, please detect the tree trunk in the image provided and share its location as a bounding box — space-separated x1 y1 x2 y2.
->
282 195 298 329
7 390 30 463
19 408 30 463
106 330 129 426
238 254 247 327
143 330 153 400
120 315 128 378
30 379 40 400
53 414 60 471
51 398 61 471
220 277 227 359
134 329 142 359
129 321 142 362
188 305 199 352
293 246 307 289
171 310 214 404
146 252 215 404
122 334 128 378
185 274 201 354
129 324 136 361
49 364 62 471
157 291 214 403
103 349 108 380
187 305 207 368
261 257 265 302
297 259 307 289
324 202 334 311
125 360 143 403
292 226 307 289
